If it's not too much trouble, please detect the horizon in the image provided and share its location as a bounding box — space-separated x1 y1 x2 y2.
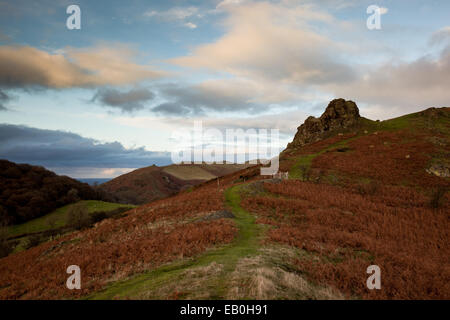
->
1 0 449 178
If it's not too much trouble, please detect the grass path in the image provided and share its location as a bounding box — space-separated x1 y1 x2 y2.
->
86 183 262 300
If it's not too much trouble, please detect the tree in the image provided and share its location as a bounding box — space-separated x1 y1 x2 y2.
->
25 234 42 249
67 188 80 202
66 202 91 230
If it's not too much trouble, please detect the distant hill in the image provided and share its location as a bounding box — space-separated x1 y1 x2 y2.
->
0 160 99 226
99 163 252 205
77 178 112 185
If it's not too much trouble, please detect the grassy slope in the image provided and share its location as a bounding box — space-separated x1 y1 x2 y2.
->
8 200 135 238
7 200 136 254
289 138 355 180
87 184 263 299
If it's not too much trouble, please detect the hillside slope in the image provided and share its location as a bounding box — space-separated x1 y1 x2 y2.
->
0 100 448 300
99 163 251 205
0 160 98 226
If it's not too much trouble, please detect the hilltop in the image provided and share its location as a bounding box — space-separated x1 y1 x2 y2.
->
0 100 448 300
99 163 252 204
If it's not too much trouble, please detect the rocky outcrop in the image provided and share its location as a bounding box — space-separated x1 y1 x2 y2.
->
287 98 360 148
427 161 450 178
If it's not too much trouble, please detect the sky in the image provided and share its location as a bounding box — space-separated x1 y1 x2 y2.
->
0 0 449 178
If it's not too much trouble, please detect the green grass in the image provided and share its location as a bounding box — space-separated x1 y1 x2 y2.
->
379 114 415 130
289 136 357 180
289 154 317 180
8 200 135 238
376 109 449 133
86 183 263 300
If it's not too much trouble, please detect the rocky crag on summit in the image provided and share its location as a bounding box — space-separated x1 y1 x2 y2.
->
287 98 361 149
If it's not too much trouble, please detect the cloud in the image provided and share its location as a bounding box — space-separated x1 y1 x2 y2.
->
328 45 450 117
430 26 450 46
153 79 273 116
144 6 199 20
116 108 309 137
91 87 155 112
314 0 360 10
174 110 309 136
46 167 136 179
216 0 245 10
0 124 172 170
144 6 201 28
0 89 11 111
170 1 354 85
0 45 163 89
152 102 192 116
169 1 450 118
184 22 197 29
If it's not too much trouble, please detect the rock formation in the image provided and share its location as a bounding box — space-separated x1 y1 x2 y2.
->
287 98 360 148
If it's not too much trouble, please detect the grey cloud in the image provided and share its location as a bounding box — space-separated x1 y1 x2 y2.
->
154 83 264 116
92 88 155 112
152 102 193 115
0 89 11 111
0 124 172 168
429 27 450 46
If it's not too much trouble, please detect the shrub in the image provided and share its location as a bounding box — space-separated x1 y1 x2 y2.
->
298 164 311 181
25 234 42 249
66 188 80 202
91 211 108 223
430 186 447 209
66 202 91 230
91 207 132 224
356 180 380 196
